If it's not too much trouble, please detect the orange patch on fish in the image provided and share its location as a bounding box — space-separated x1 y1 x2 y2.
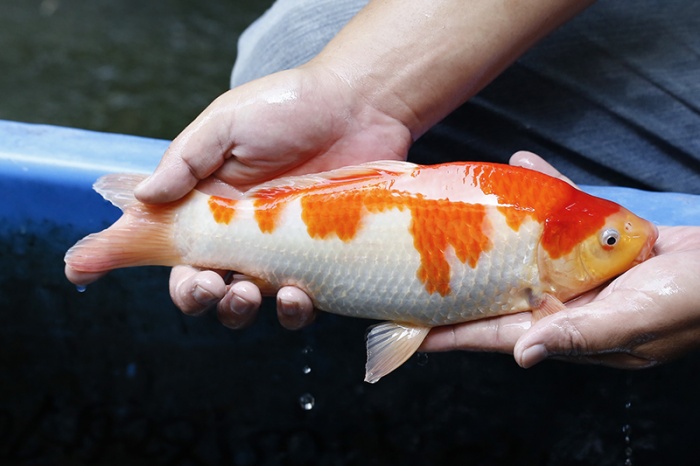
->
539 190 621 259
208 196 237 224
473 164 561 226
410 200 490 296
253 197 288 234
472 164 620 258
301 191 368 241
260 181 492 296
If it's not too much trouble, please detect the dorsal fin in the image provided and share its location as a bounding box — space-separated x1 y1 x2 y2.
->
243 160 417 198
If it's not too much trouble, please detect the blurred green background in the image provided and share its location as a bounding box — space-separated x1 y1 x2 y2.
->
0 0 271 139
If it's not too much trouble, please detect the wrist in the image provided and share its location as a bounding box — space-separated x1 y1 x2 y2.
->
307 0 594 140
299 62 414 159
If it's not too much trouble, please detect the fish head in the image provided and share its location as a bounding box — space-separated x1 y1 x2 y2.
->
538 201 658 301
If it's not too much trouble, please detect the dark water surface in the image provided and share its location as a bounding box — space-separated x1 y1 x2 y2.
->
2 1 700 465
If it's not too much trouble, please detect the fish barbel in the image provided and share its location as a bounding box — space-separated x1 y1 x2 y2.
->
64 161 658 382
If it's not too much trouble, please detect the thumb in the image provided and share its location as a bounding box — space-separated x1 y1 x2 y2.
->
513 293 654 369
134 152 203 204
135 94 236 203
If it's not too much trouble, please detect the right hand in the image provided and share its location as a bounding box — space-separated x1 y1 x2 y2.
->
135 65 412 329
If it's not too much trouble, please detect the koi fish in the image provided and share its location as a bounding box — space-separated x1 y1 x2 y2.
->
64 161 658 382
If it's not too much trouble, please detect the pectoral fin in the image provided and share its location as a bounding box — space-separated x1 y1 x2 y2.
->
531 293 566 322
364 322 431 384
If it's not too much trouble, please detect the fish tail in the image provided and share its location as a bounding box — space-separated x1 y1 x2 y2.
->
64 174 182 283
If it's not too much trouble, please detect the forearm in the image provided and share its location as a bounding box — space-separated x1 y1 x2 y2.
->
308 0 594 139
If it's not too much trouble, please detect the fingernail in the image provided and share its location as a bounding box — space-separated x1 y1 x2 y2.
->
278 297 305 329
134 170 172 202
277 297 298 317
231 294 255 317
217 293 256 330
519 344 548 368
133 174 153 196
193 285 218 307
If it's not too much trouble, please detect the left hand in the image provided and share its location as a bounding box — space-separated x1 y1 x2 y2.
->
421 152 700 369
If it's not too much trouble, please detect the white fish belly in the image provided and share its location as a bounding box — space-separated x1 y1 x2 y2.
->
176 195 543 326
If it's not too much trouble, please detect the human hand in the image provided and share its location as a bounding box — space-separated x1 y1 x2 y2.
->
421 152 700 369
136 65 411 329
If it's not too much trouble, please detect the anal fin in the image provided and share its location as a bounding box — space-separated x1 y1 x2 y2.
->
365 322 431 384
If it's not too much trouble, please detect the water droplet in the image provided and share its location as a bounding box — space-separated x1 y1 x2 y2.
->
622 422 633 464
76 285 87 293
301 346 313 355
622 377 635 466
299 393 315 411
302 365 311 375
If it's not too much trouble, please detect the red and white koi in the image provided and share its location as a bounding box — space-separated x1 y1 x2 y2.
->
64 161 658 382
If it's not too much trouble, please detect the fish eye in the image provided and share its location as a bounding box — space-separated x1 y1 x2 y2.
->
600 228 620 247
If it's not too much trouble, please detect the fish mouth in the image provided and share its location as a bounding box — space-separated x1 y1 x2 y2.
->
632 224 659 266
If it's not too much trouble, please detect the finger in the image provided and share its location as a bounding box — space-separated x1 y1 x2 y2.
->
169 266 227 315
420 312 532 353
135 94 236 203
217 281 262 329
509 151 576 187
276 286 316 330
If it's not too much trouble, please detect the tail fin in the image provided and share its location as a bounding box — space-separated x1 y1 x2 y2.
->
64 174 182 284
